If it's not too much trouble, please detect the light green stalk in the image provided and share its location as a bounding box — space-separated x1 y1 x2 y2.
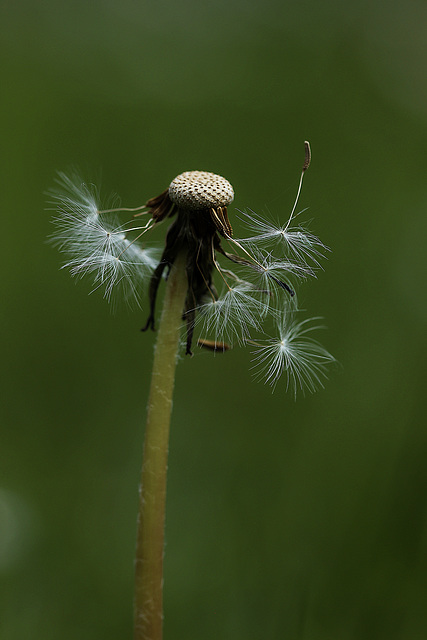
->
134 251 188 640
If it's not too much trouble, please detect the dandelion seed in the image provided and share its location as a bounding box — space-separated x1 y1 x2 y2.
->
240 208 329 268
251 316 335 396
241 248 315 308
239 143 329 268
196 283 268 345
48 173 158 303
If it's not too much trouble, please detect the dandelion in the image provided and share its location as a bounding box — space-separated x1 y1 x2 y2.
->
49 142 334 640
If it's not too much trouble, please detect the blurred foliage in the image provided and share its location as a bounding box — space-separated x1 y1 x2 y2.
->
1 0 427 638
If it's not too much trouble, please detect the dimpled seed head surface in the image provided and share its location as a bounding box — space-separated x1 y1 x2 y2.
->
168 171 234 210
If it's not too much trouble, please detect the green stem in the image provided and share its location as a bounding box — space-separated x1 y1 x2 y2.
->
134 251 188 640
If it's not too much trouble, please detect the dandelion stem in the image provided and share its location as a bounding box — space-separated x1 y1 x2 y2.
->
134 250 188 640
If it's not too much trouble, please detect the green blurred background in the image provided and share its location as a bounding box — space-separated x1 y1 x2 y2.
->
1 1 427 638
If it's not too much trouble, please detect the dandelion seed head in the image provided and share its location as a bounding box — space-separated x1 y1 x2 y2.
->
49 142 335 394
168 171 234 210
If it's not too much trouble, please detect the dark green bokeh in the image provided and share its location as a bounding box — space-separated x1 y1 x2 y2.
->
1 1 426 638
